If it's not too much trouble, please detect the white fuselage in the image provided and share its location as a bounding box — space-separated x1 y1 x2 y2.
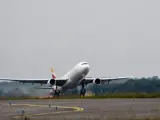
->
58 62 90 93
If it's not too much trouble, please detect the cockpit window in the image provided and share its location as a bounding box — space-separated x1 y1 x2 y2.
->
81 63 88 65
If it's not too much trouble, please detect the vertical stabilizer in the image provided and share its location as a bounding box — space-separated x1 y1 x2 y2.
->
51 68 56 79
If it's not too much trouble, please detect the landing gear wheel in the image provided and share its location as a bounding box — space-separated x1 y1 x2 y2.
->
80 82 86 97
80 89 86 97
54 90 60 97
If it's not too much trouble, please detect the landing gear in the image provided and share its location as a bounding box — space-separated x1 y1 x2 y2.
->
54 90 60 97
48 86 60 98
80 89 86 97
54 85 60 97
80 83 86 97
49 90 60 98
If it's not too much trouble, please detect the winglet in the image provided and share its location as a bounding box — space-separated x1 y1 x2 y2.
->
51 68 56 79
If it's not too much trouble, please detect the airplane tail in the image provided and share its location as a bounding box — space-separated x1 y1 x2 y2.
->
51 68 56 79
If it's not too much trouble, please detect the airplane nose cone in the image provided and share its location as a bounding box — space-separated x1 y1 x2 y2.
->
84 64 90 74
86 64 90 71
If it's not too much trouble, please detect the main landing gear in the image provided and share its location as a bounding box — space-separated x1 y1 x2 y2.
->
80 83 86 97
54 89 60 97
49 86 60 98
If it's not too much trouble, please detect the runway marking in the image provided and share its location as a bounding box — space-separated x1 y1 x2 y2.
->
9 103 83 119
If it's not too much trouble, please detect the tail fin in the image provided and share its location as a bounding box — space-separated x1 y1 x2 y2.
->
51 68 56 79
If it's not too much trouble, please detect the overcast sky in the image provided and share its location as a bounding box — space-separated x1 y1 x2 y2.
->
0 0 160 78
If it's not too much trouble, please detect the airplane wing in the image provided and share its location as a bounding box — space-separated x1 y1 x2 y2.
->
34 87 53 89
0 78 68 86
0 78 48 84
81 76 133 85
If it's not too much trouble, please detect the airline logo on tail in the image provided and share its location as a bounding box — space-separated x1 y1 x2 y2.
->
51 68 56 79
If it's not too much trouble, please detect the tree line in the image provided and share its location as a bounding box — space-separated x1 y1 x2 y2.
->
0 76 160 97
66 76 160 95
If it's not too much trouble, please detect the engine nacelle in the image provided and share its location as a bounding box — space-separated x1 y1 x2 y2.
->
93 78 101 85
47 79 56 86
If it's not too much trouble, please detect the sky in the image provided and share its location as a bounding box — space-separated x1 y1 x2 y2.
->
0 0 160 78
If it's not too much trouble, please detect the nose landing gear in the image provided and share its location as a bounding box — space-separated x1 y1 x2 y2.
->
80 89 86 97
80 83 86 97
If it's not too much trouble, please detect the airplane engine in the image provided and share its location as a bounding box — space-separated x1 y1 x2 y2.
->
93 78 101 85
47 79 56 86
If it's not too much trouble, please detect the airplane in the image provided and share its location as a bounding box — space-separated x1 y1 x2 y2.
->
0 62 132 97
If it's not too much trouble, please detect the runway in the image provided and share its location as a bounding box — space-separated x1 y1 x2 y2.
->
0 98 160 120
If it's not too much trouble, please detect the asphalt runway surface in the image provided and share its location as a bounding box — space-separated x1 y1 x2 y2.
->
0 98 160 120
